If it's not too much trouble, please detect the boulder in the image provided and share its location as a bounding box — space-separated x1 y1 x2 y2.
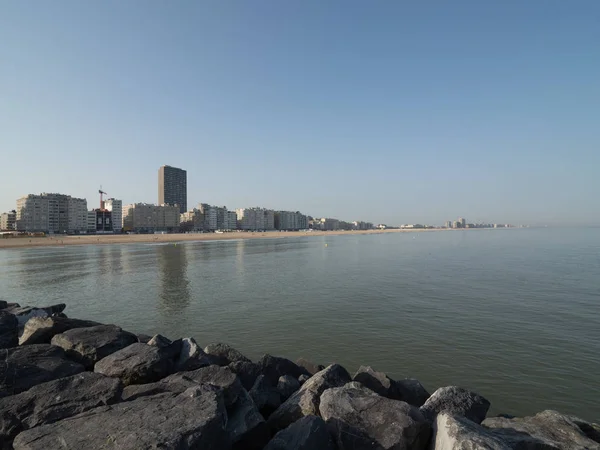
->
258 354 310 385
352 366 430 407
278 375 301 401
295 358 325 375
177 337 214 371
0 344 84 397
136 333 152 344
420 386 490 424
395 378 430 407
227 388 269 450
19 316 101 345
0 372 122 446
267 364 351 432
205 342 251 366
484 410 600 449
0 301 8 310
12 387 231 450
6 304 66 326
319 382 431 450
94 342 180 385
0 311 18 349
229 360 262 390
50 324 138 369
250 375 282 417
264 415 335 450
121 373 220 402
147 334 172 348
432 412 550 450
298 374 310 385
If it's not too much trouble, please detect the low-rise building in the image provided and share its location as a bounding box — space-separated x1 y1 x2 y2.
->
122 203 180 233
0 210 16 231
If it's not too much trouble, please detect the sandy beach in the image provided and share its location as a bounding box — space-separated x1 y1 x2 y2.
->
0 229 431 250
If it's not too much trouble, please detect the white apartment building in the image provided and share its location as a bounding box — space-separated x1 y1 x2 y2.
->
122 203 180 233
236 207 275 231
16 193 86 233
0 211 16 231
67 197 88 233
87 211 97 232
104 199 122 232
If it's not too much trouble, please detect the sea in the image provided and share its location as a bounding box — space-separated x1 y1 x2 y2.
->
1 228 599 421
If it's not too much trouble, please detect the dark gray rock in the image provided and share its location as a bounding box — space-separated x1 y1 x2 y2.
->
136 333 152 344
0 372 122 446
229 360 262 390
0 301 7 310
258 354 310 385
352 366 430 407
278 375 301 401
0 344 84 397
395 378 430 407
298 374 310 385
227 388 269 450
267 364 351 432
121 372 220 401
420 386 490 424
6 304 66 326
250 374 282 417
320 382 431 450
0 311 18 349
147 333 172 348
94 342 179 385
205 342 251 366
19 316 101 345
50 324 138 369
264 415 335 450
295 358 325 375
567 415 600 444
12 386 231 450
177 337 214 371
484 410 600 449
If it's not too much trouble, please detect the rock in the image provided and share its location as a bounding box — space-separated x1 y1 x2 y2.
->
567 415 600 444
121 372 220 402
19 316 101 345
94 342 181 385
319 382 431 450
395 378 430 407
298 374 310 385
278 375 301 401
264 415 335 450
227 388 269 450
50 324 138 369
267 364 351 432
0 344 84 397
258 354 310 385
250 375 282 417
229 360 262 390
205 342 251 366
147 333 172 348
177 337 214 371
0 372 122 446
12 386 231 450
484 410 600 449
0 311 18 349
0 301 7 310
136 333 152 344
352 366 430 407
432 412 550 450
420 386 490 424
295 358 325 375
6 304 66 327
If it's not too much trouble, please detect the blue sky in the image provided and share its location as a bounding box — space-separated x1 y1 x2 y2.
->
1 1 598 226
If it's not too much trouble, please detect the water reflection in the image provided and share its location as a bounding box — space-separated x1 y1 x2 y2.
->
156 244 190 312
15 248 92 289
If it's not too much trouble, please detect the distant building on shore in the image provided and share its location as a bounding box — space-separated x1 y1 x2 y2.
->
236 207 276 231
158 165 187 214
16 193 88 234
122 203 180 233
275 211 308 231
104 199 123 233
0 210 16 231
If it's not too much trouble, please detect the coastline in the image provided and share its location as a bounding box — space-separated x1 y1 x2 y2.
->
0 228 435 250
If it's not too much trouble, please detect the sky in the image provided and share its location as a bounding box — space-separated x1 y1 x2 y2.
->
1 1 598 226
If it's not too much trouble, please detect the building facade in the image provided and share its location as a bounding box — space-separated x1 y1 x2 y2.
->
122 203 180 233
104 199 123 233
236 207 276 231
67 197 88 233
158 165 187 214
16 193 87 233
275 211 308 231
0 211 16 231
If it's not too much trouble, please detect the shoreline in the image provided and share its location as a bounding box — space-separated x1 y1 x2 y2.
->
0 228 436 250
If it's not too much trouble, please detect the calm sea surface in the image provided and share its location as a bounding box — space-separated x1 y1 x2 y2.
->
1 228 599 421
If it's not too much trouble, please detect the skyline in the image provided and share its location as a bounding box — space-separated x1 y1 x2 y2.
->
1 2 599 226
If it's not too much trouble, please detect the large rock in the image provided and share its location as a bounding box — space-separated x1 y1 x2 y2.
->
278 375 301 401
19 316 101 345
258 354 310 385
5 304 66 326
94 342 180 385
147 333 172 348
12 387 231 450
319 382 431 450
353 366 429 407
395 378 430 407
0 344 84 397
264 415 335 450
177 337 214 371
229 360 262 390
0 301 8 310
50 324 138 369
0 372 122 446
205 342 251 366
227 388 269 450
267 364 351 432
295 358 325 376
484 410 600 449
432 412 551 449
121 373 219 401
250 374 282 417
0 311 18 349
420 386 490 424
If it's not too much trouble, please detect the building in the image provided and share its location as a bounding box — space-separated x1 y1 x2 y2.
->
122 203 180 233
198 204 217 231
16 193 87 233
445 221 452 228
158 165 187 214
227 210 238 231
459 217 466 228
104 199 122 233
275 211 309 231
89 209 113 233
67 197 88 233
87 211 97 233
352 221 373 231
236 207 275 231
0 210 16 231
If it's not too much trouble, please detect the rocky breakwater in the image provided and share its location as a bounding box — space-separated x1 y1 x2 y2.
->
0 302 599 450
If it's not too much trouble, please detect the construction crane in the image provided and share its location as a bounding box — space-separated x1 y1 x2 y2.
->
99 186 107 211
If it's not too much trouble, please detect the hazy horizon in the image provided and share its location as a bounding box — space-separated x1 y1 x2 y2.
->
1 2 598 227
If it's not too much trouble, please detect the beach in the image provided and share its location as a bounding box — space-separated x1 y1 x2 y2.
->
0 228 426 249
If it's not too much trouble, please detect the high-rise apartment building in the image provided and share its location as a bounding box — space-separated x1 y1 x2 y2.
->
275 211 308 231
236 207 275 231
67 197 88 233
158 165 187 214
104 198 122 232
16 193 87 233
